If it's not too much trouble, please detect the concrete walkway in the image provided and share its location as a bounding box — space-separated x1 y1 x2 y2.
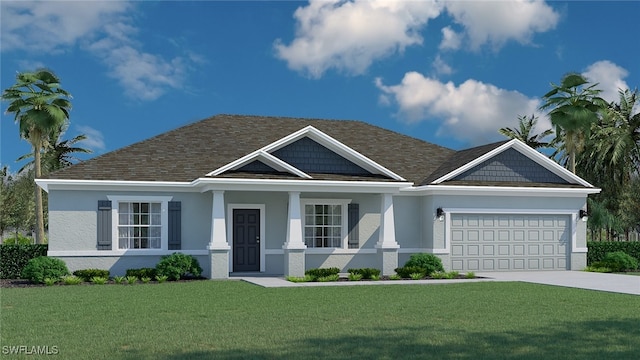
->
238 271 640 295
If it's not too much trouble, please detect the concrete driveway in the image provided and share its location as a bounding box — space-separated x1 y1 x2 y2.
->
476 271 640 295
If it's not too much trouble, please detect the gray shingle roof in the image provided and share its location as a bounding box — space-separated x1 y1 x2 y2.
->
47 114 456 184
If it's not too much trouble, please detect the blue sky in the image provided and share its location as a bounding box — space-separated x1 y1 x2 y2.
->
1 0 638 174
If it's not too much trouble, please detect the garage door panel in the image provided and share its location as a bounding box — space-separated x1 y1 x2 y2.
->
450 214 570 271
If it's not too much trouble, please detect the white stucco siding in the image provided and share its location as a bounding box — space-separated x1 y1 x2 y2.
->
48 190 98 251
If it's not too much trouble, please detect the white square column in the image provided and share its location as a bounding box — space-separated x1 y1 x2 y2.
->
376 193 399 275
207 191 230 279
283 192 306 277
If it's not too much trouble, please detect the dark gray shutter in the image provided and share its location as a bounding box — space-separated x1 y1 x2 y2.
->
348 203 359 249
97 200 112 250
168 201 182 250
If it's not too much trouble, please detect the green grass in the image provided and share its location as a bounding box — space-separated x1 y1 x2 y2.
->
2 281 640 359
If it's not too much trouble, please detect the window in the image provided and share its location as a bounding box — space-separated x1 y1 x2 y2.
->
108 195 172 251
118 202 162 249
302 199 350 248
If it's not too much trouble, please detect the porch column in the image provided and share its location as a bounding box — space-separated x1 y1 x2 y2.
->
283 191 306 277
376 193 399 275
207 191 229 279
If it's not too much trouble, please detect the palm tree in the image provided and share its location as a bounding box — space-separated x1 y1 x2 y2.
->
1 69 72 244
17 125 92 174
498 114 553 149
540 73 607 173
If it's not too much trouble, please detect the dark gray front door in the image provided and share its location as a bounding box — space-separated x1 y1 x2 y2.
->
233 209 260 272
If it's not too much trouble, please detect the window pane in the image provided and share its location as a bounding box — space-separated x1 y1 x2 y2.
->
119 203 129 213
151 203 161 214
119 238 128 249
333 215 341 225
305 216 314 225
140 238 149 249
141 214 149 225
332 205 341 215
150 239 161 249
305 205 313 214
119 214 129 225
133 203 140 213
141 203 149 213
150 227 161 237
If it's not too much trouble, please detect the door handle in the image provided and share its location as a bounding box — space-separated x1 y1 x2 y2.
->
256 236 260 243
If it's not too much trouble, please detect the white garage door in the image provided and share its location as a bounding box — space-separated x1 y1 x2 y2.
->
450 214 570 271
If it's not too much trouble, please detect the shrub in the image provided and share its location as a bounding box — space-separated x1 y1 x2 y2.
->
43 277 57 286
286 275 313 283
90 276 108 285
156 253 203 281
389 274 402 280
2 233 33 245
600 251 639 272
61 275 83 285
21 256 69 284
126 268 157 279
585 265 612 273
430 271 446 279
0 244 48 279
404 253 444 276
317 274 340 282
409 272 424 280
446 271 460 279
305 267 340 281
155 275 168 283
370 274 380 281
113 276 125 284
347 268 381 279
126 276 138 284
348 273 363 281
587 241 640 265
73 269 110 281
141 277 151 284
465 271 476 279
394 266 426 279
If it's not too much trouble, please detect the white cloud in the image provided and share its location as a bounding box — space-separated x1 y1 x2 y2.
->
432 55 453 76
1 1 196 101
439 26 462 50
75 125 106 152
376 72 541 145
582 60 629 103
274 0 442 78
444 0 559 50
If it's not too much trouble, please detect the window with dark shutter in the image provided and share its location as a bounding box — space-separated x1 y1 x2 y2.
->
97 200 112 250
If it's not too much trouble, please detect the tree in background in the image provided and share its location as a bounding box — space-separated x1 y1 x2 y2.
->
498 114 553 150
17 124 92 174
0 168 37 243
1 69 72 244
540 73 607 173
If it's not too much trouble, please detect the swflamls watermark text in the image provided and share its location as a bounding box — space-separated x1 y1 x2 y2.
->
2 345 59 355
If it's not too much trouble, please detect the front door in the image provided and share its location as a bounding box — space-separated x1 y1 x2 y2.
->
233 209 260 272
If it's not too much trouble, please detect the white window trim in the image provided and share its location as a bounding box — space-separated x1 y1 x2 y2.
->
107 195 173 252
301 198 351 251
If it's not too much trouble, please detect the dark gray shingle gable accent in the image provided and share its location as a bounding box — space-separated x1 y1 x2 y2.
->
452 148 568 184
237 160 278 173
272 137 372 176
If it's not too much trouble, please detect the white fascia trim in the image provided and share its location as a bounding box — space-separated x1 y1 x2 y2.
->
402 184 601 197
196 177 411 193
35 179 193 193
208 125 405 181
207 150 312 179
48 250 210 257
430 139 594 187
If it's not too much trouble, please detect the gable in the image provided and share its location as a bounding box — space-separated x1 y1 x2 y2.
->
271 137 371 175
451 148 568 184
236 160 279 173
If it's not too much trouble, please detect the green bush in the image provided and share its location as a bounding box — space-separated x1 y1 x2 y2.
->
126 268 157 279
156 253 203 281
465 271 476 279
305 267 340 281
43 277 57 286
348 273 363 281
600 251 639 272
347 268 381 279
155 275 168 283
404 253 444 276
317 274 340 282
394 266 426 279
73 269 110 281
113 276 125 284
409 272 424 280
126 276 138 285
587 241 640 265
0 244 48 279
61 275 83 285
90 276 108 285
285 275 314 283
21 256 69 284
2 233 33 245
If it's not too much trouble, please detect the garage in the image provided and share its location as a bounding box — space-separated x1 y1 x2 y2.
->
450 213 570 271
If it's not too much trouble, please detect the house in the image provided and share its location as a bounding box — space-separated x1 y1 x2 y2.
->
36 114 600 278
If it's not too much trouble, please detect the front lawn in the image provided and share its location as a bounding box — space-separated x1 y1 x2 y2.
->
2 281 639 359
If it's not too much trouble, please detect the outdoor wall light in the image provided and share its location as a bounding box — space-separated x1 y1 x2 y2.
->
436 207 445 221
579 209 589 222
